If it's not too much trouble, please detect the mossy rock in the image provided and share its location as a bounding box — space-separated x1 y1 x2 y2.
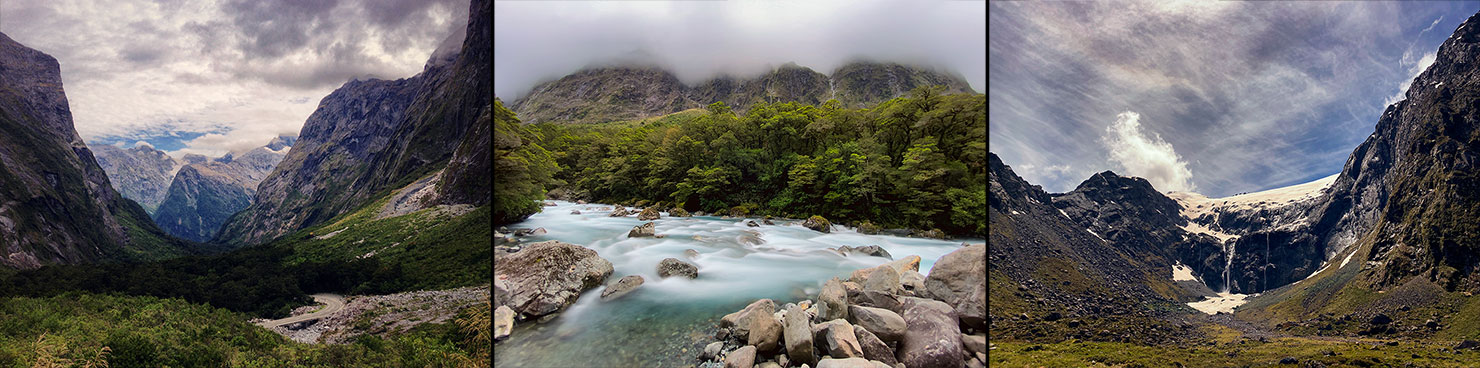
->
669 208 691 217
803 215 832 233
857 221 881 235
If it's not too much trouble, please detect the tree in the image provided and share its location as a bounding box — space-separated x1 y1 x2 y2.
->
493 99 558 224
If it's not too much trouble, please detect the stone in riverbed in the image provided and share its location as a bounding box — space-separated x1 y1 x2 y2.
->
750 312 783 353
494 305 515 340
818 278 849 322
494 241 613 317
852 324 898 366
600 275 645 301
784 304 816 365
814 320 864 358
570 210 582 215
900 271 926 293
862 266 902 295
725 345 757 368
670 207 692 217
849 290 902 314
638 207 661 220
962 333 986 355
628 222 656 237
723 299 777 339
658 258 699 279
684 249 700 260
757 362 781 368
847 305 906 343
922 243 985 330
849 256 921 284
609 208 632 217
896 297 963 368
747 220 760 227
815 357 887 368
803 215 832 233
702 341 723 359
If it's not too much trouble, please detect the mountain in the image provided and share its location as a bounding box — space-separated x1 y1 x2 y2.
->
151 143 289 242
92 144 182 214
508 61 975 124
213 0 490 245
0 32 191 269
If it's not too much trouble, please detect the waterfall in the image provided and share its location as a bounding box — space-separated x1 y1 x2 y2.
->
1223 240 1235 293
828 77 836 102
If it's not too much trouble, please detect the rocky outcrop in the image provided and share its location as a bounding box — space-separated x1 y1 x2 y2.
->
922 243 985 330
600 275 644 301
670 207 691 217
638 207 661 220
896 297 962 368
153 144 287 242
494 241 613 317
657 257 698 279
629 222 656 237
803 215 832 233
91 144 181 214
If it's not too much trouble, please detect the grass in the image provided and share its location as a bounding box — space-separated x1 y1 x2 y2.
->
990 337 1480 367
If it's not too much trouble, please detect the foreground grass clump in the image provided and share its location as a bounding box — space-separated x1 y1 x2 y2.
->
0 293 486 367
990 338 1480 367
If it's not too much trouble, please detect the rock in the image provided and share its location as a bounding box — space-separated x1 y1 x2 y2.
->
494 305 515 340
577 200 587 204
543 201 556 206
1279 356 1297 364
815 358 879 368
918 229 945 239
1457 340 1480 350
849 256 921 284
862 266 902 295
966 356 984 368
725 345 757 368
751 309 784 353
704 341 724 360
684 249 701 260
803 215 832 233
853 245 892 259
764 219 776 225
784 304 817 365
850 290 903 314
1426 319 1439 329
1369 313 1392 325
658 258 699 279
747 220 760 227
638 207 661 220
610 209 632 217
896 297 963 368
922 244 985 330
847 306 906 343
724 299 778 338
815 320 864 358
1042 312 1062 321
570 210 582 215
778 354 789 368
629 222 657 237
695 211 707 216
961 334 986 355
853 324 899 366
900 271 926 292
819 278 849 322
529 227 547 235
671 207 691 217
857 221 881 235
494 241 614 317
600 275 645 301
757 363 781 368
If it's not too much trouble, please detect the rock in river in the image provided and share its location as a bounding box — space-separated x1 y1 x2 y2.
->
896 297 963 368
803 215 832 233
638 207 661 220
657 258 699 279
783 304 816 365
494 305 515 340
847 305 906 343
725 345 757 368
600 275 645 301
629 222 656 237
922 243 985 330
494 241 614 317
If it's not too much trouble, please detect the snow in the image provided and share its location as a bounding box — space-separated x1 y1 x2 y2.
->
1340 247 1357 269
1167 174 1338 240
1086 229 1105 242
1011 210 1020 215
1187 293 1250 315
1171 263 1198 282
1058 209 1072 219
1305 261 1330 280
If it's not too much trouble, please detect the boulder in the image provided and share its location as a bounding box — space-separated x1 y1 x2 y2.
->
803 215 833 233
900 271 926 293
684 249 701 260
758 363 781 368
852 245 891 259
918 229 945 239
849 290 903 314
725 345 757 368
609 209 632 217
815 357 883 368
695 211 706 216
638 207 662 220
819 278 849 322
657 258 699 279
814 320 864 358
764 219 776 225
600 275 645 301
570 210 582 215
723 299 777 338
784 304 816 365
848 306 906 343
494 241 614 317
850 256 921 284
671 207 692 217
923 244 985 330
629 222 657 237
961 334 986 355
1369 314 1392 325
576 200 587 204
704 341 724 360
747 220 760 227
494 305 515 340
750 310 784 353
530 227 547 235
896 297 963 368
862 266 902 295
856 221 881 235
543 201 556 206
852 325 898 366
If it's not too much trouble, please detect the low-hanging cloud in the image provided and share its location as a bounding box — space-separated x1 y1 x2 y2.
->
494 1 985 100
1104 112 1196 193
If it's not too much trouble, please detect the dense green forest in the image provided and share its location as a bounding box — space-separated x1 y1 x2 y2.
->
493 86 986 236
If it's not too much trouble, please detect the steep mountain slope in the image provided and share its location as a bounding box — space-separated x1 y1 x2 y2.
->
508 61 975 124
0 32 191 269
214 0 490 245
92 144 181 214
152 145 288 242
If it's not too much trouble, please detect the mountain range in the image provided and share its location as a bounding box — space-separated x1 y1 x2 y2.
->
508 61 975 124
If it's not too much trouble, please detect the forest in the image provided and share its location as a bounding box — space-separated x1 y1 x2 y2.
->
494 85 986 236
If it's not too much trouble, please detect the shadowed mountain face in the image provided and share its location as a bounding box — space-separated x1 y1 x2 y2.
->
213 0 491 246
92 144 181 214
0 32 190 269
508 61 975 124
152 145 288 242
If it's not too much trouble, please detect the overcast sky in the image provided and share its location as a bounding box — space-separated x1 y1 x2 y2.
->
494 0 986 101
991 1 1480 198
0 0 468 158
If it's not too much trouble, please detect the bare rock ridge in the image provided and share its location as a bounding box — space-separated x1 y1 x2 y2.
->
152 141 290 242
92 144 181 214
212 0 491 246
508 61 976 124
0 31 189 269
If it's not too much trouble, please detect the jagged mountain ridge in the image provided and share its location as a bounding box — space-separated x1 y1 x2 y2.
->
92 144 182 214
0 32 191 269
508 61 975 124
213 0 490 246
152 143 288 242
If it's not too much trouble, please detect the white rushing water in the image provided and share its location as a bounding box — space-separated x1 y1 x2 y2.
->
495 201 977 367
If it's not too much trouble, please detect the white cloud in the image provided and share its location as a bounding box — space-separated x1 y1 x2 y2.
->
132 141 152 149
1103 112 1196 192
1385 51 1436 106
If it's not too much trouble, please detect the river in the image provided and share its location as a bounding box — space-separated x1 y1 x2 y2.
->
493 201 976 367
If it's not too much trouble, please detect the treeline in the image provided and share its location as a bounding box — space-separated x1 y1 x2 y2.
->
494 86 986 236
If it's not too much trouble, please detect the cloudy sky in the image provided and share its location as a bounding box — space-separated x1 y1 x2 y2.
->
494 0 986 100
991 1 1480 197
0 0 469 158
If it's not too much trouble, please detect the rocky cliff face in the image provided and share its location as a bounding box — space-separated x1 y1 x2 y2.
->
152 145 287 242
92 144 182 214
0 32 189 269
509 61 975 124
213 0 490 245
